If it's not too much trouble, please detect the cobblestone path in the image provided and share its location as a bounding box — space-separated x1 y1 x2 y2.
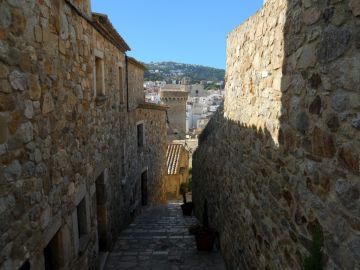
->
105 201 226 270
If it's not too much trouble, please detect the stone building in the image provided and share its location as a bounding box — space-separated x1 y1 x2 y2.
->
164 144 190 199
193 0 360 269
188 83 206 98
160 79 189 139
0 0 167 269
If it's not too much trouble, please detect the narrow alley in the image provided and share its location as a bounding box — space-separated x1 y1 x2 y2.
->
104 202 226 270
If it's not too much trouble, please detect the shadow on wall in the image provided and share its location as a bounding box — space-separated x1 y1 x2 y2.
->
193 0 360 269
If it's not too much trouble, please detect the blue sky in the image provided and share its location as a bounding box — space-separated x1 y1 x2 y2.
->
91 1 263 69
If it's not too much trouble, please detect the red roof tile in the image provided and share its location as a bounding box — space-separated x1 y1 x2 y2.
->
166 144 183 175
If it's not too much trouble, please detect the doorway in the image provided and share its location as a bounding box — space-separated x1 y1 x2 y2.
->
96 172 108 252
44 230 62 270
141 171 148 206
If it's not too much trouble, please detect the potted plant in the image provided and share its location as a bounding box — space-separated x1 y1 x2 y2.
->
180 182 193 216
190 200 216 251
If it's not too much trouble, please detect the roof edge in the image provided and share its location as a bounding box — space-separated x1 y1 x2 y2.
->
128 57 147 70
137 102 169 111
92 12 131 52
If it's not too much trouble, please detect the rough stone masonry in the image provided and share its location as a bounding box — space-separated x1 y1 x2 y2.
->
193 0 360 269
0 0 168 269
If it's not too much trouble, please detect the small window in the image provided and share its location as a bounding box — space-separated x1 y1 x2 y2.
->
95 56 105 96
137 123 144 148
119 67 124 104
77 198 88 238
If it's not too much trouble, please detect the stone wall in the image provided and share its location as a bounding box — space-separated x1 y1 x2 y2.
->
125 106 168 209
193 0 360 269
128 58 146 111
0 1 167 269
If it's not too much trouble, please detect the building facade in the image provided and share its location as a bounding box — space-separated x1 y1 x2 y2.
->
0 1 167 269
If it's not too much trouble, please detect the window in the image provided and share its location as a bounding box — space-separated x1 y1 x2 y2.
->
77 198 88 239
95 56 105 96
119 66 124 104
137 123 144 148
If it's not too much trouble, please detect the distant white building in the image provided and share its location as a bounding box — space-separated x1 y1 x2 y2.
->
145 92 160 104
209 105 219 112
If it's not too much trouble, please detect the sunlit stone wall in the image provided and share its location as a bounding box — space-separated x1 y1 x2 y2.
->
193 0 360 268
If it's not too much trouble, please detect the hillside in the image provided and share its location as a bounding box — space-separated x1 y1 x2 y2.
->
144 62 225 84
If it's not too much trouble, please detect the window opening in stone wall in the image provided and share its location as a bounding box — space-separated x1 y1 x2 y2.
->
137 123 144 148
119 66 124 103
141 171 148 206
18 261 30 270
44 229 62 270
77 198 89 240
95 56 105 96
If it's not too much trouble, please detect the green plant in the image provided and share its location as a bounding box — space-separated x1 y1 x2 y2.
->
302 230 323 270
180 182 189 204
188 177 193 192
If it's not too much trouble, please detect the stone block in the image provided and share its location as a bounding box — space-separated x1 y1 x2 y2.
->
297 43 317 69
19 122 33 143
0 114 8 144
309 96 321 115
352 114 360 131
312 126 336 158
339 144 359 174
9 8 26 36
42 92 54 114
331 93 348 112
0 3 11 28
24 100 34 119
335 180 359 211
9 70 27 91
296 112 309 135
4 160 22 181
326 114 340 132
349 0 360 17
348 237 360 264
0 93 16 111
318 26 351 63
0 62 9 79
303 7 321 25
29 75 42 101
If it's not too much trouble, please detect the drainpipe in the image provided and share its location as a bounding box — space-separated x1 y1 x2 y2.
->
125 54 129 112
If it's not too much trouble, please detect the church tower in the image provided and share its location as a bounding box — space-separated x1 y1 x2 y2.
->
160 78 190 139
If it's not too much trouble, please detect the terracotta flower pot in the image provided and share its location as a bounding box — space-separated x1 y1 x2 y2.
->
195 228 215 251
